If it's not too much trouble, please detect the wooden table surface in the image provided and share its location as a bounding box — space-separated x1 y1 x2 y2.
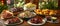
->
17 21 60 26
16 15 60 26
1 10 60 26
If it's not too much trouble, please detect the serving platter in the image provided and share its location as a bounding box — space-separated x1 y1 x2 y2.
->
27 18 47 25
4 18 23 25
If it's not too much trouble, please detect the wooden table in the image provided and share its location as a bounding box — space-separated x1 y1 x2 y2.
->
1 10 60 26
17 21 60 26
16 15 60 26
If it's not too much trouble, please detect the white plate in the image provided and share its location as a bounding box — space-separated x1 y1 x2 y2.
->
27 18 47 25
4 18 23 25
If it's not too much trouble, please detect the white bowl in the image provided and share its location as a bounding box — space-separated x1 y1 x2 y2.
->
18 12 36 18
23 6 36 11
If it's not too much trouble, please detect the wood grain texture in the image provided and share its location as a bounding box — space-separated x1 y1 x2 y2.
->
17 15 60 26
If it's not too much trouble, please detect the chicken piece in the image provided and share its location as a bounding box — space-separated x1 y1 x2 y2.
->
49 10 57 15
42 9 50 15
1 10 13 19
34 9 42 14
31 16 43 24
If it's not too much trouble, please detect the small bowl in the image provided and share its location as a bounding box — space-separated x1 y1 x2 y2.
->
46 16 59 23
